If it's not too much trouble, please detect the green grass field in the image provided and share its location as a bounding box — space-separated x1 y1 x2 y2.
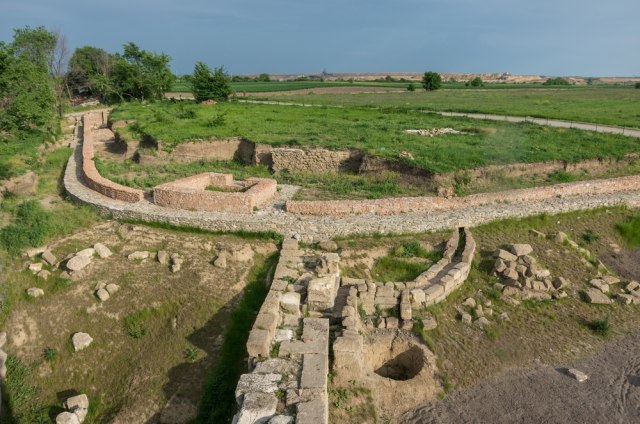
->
252 87 640 128
170 80 411 93
110 101 640 174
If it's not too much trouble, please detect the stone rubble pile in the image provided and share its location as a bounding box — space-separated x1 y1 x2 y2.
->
55 394 89 424
404 128 463 137
493 243 568 301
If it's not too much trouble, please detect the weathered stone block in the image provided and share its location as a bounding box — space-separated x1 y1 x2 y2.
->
247 328 271 358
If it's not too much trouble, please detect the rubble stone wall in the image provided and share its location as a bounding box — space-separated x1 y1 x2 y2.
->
270 148 363 173
286 174 640 216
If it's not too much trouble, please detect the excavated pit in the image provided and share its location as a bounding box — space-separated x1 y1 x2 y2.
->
374 345 424 380
365 334 426 382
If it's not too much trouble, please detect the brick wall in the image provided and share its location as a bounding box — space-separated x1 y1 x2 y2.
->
81 113 144 203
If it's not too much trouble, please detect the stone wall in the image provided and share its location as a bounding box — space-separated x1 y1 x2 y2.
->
237 240 331 424
270 148 363 173
81 113 144 203
286 174 640 216
153 173 277 214
168 138 255 163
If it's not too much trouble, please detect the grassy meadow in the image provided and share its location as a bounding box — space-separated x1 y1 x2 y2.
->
109 101 640 174
252 86 640 128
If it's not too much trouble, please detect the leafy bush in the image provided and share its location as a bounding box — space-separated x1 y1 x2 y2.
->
581 229 599 244
43 347 59 362
0 200 53 255
636 82 640 89
407 83 415 92
422 71 442 91
544 77 570 86
586 316 610 336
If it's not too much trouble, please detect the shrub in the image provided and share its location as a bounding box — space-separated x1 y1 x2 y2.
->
422 71 442 91
544 77 570 86
635 82 640 89
581 229 599 244
0 200 53 256
586 316 610 336
407 83 415 92
469 77 483 87
43 347 59 362
124 308 152 339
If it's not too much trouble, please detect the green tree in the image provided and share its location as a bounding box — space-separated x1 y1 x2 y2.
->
191 62 232 102
67 45 111 96
0 26 56 132
422 71 442 91
469 76 483 87
635 82 640 89
407 82 415 92
108 42 174 101
257 73 270 82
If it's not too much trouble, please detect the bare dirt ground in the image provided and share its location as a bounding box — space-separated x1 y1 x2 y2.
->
403 329 640 424
3 221 277 423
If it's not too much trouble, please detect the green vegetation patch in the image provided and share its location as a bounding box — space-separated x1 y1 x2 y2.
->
110 101 640 174
196 253 278 423
616 215 640 247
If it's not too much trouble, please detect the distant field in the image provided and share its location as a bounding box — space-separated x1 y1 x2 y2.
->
171 80 411 93
110 101 640 174
252 87 640 128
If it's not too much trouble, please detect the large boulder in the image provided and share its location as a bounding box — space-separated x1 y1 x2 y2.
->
66 255 92 272
72 332 94 351
27 287 45 298
509 244 533 257
42 250 57 266
64 394 89 422
56 412 80 424
493 249 517 262
584 288 612 304
93 243 112 258
128 251 150 260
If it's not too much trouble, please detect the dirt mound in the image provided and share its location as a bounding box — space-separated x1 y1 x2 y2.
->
403 330 640 424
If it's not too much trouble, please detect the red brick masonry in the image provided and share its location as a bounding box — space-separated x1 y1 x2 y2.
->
153 173 277 214
81 113 144 203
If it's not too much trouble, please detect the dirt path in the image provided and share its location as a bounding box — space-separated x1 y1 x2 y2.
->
403 330 640 424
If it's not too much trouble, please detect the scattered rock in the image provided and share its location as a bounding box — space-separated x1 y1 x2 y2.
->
529 229 546 238
157 250 170 265
0 332 6 348
171 254 184 273
27 287 44 298
493 249 518 262
589 279 609 294
95 288 110 302
601 275 620 285
625 281 639 292
318 240 338 252
64 394 89 422
583 288 612 304
555 232 569 243
29 262 43 273
214 254 227 269
421 316 437 330
461 313 472 325
462 297 476 308
105 284 120 295
37 269 51 280
509 244 533 257
66 255 92 271
56 411 80 424
128 251 150 260
474 317 490 328
72 332 93 351
42 250 57 266
76 248 95 258
93 243 112 258
499 312 510 321
566 368 588 382
552 277 570 290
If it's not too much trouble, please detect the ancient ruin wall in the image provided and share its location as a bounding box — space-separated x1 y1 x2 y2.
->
286 174 640 216
81 114 144 203
153 173 276 214
270 148 362 173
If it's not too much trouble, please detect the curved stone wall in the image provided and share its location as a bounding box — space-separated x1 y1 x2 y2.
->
81 113 144 203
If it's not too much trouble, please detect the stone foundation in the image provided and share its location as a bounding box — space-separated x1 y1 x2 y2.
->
153 173 277 214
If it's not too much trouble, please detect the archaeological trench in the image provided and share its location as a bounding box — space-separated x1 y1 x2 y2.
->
7 110 639 423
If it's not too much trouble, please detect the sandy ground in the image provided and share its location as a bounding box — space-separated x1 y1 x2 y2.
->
403 330 640 424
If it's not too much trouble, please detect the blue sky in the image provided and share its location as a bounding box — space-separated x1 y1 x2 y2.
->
1 0 638 76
